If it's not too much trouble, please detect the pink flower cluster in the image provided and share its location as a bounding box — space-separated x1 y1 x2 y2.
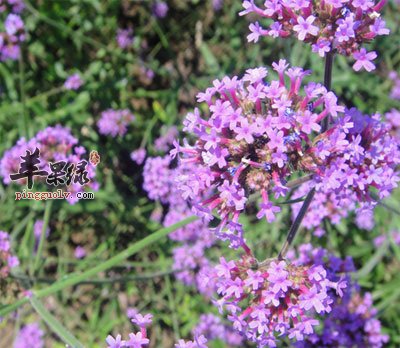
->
211 253 345 346
288 244 388 348
174 63 399 248
97 109 135 137
0 125 98 204
142 155 218 296
107 310 209 348
0 230 19 278
240 0 389 71
1 11 25 61
64 73 83 90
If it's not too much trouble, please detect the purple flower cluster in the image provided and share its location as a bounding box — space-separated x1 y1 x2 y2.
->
389 71 400 100
116 28 134 49
1 13 24 59
0 0 25 14
97 109 135 137
64 73 83 90
0 230 19 278
106 312 152 348
142 155 218 296
107 311 209 348
289 245 388 348
13 322 44 348
192 313 243 346
152 1 168 18
0 125 98 204
385 108 400 141
211 252 344 346
240 0 389 71
373 230 400 247
1 4 25 62
174 63 399 248
175 336 208 348
154 126 179 152
130 148 147 165
33 220 50 241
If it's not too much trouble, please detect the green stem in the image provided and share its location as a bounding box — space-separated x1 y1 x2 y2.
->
0 216 197 317
19 51 29 139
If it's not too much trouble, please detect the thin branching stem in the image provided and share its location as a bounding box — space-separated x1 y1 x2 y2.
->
277 53 334 260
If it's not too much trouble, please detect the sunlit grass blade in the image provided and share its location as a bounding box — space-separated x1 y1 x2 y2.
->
30 296 84 348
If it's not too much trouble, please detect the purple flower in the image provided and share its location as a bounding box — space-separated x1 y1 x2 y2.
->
106 334 126 348
14 323 44 348
240 0 389 71
74 246 86 259
131 313 153 328
125 332 149 347
352 49 377 72
293 16 319 41
152 1 168 18
116 28 134 49
64 74 83 90
130 149 146 165
97 109 135 137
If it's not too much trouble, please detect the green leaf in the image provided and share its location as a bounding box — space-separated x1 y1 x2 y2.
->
30 296 84 348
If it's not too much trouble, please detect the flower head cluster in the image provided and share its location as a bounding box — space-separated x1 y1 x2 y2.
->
107 311 208 348
0 231 19 278
373 230 400 248
131 148 147 165
290 245 388 348
240 0 389 71
192 313 243 346
1 7 25 61
155 126 179 152
0 0 25 14
64 73 83 90
0 125 98 204
116 28 134 49
385 108 400 141
212 253 345 346
142 155 217 296
389 71 400 100
152 1 168 18
176 66 399 249
13 322 44 348
106 312 152 348
97 109 135 137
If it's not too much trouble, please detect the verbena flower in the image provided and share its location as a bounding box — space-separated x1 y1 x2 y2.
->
13 322 44 348
97 109 135 137
211 252 345 346
64 73 83 90
1 12 25 61
74 246 86 259
116 28 134 49
174 62 398 248
152 1 168 18
142 155 218 296
0 230 19 278
154 126 179 152
192 313 243 346
0 125 98 204
130 148 147 165
389 71 400 100
291 245 388 348
373 230 400 247
239 0 389 71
